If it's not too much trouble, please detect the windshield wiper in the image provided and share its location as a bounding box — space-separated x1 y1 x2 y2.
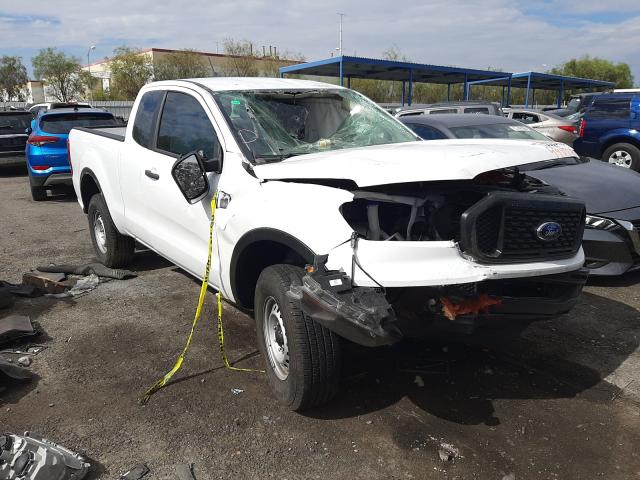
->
525 159 578 171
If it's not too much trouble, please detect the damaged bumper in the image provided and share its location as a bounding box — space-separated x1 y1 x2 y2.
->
287 260 401 347
288 257 588 346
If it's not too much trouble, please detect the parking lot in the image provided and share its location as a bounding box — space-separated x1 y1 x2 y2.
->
1 166 640 479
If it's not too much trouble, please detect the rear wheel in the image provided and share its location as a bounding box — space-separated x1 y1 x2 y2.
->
87 193 135 267
255 264 341 411
603 143 640 171
30 185 47 202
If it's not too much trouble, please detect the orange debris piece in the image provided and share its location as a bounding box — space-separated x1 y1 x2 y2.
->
440 294 502 320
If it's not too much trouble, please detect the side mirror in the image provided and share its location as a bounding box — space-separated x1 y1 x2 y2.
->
201 143 223 173
172 152 210 204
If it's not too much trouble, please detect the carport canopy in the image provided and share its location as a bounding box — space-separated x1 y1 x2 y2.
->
467 71 615 108
279 55 513 106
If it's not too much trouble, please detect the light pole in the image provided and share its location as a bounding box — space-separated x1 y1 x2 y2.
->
337 13 345 56
87 45 96 103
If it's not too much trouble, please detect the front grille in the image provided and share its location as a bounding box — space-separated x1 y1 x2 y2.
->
461 192 585 263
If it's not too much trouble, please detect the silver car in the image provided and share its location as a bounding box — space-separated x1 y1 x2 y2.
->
503 108 577 146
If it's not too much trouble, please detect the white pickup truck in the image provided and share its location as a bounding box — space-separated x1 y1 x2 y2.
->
70 78 588 410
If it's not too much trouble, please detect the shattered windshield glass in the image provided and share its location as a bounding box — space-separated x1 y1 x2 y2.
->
214 89 417 163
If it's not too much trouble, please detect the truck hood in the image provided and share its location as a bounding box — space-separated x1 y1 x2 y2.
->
253 139 578 187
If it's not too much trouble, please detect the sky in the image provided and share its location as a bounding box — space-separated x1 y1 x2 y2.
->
0 0 638 84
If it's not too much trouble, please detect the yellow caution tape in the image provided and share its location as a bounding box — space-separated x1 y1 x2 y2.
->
140 192 262 405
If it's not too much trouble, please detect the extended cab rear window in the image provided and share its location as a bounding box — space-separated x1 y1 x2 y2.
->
40 113 118 134
0 112 31 134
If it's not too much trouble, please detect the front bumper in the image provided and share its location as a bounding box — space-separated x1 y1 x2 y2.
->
290 258 588 346
582 222 640 276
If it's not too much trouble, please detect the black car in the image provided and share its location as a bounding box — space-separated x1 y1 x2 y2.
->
0 110 31 168
544 92 601 117
400 113 640 276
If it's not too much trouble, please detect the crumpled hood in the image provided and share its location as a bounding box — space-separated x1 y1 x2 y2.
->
528 159 640 214
253 139 578 187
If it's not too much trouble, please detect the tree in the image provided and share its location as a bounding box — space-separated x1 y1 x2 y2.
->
0 56 28 102
154 49 211 81
109 47 153 100
222 39 260 77
32 48 84 102
550 55 634 89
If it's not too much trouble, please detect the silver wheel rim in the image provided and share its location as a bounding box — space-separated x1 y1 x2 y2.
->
93 213 108 254
609 150 633 168
263 296 289 380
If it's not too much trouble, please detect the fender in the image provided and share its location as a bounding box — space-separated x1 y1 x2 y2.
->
229 227 316 307
599 128 640 153
79 167 103 212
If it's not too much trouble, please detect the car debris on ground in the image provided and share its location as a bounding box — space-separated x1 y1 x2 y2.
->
0 432 90 480
0 315 38 345
120 463 150 480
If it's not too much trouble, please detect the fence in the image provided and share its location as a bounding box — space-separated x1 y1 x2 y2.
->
1 101 135 120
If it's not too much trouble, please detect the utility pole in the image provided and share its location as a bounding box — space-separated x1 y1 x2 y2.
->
337 12 345 56
87 45 96 103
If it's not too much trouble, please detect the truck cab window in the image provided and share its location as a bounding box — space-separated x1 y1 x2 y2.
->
157 92 219 159
132 90 164 148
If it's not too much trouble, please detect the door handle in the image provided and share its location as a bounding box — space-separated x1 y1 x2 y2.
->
145 169 159 180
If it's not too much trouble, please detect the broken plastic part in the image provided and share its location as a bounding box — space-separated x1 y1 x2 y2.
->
440 294 502 320
0 432 90 480
287 256 401 347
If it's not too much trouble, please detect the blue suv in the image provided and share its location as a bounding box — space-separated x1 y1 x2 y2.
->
26 108 119 201
573 93 640 170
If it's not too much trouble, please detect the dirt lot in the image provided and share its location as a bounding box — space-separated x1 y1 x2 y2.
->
1 167 640 480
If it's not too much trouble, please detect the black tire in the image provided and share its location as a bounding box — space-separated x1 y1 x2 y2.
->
87 193 135 268
255 264 341 411
30 185 47 202
602 143 640 171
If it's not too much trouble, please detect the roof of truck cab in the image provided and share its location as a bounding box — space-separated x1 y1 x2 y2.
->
149 77 343 92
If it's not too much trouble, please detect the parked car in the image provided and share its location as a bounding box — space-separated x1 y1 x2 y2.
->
544 92 601 117
26 108 120 201
28 102 92 118
70 78 588 410
0 110 31 168
503 108 577 145
400 113 640 275
573 93 640 170
395 101 503 117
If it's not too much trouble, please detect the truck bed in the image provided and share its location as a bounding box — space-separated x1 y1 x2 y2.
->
73 126 126 142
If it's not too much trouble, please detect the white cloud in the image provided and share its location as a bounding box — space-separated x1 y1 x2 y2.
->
0 0 638 83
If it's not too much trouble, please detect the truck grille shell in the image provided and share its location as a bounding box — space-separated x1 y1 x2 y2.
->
460 192 585 263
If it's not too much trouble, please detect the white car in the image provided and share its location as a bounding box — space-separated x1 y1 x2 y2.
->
28 102 92 117
69 78 588 410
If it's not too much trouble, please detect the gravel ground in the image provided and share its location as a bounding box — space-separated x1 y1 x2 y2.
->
1 167 639 480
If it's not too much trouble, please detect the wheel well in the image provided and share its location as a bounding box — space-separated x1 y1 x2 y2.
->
601 137 640 156
80 172 101 213
230 231 315 309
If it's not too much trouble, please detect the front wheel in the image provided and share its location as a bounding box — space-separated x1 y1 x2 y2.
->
87 193 135 268
255 264 341 411
603 143 640 171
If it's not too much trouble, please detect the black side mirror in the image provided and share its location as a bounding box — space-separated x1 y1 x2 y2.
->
172 151 210 204
201 143 223 173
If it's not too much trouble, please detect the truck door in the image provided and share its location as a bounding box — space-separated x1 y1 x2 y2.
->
121 88 224 287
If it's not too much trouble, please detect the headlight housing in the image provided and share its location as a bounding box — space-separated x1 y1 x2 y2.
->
585 215 617 230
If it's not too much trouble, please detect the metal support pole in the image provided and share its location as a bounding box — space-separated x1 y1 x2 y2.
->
506 76 512 107
408 69 413 106
524 73 531 107
463 74 469 100
402 81 406 106
501 86 505 107
532 88 536 107
339 57 344 87
447 83 451 101
557 79 564 107
347 76 351 89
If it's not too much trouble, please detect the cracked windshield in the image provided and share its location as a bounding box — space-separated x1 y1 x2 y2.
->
215 89 417 163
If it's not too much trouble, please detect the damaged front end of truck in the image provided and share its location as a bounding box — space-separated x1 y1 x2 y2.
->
281 165 588 347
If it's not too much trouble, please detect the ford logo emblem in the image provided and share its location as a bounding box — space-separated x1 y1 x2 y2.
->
536 221 562 241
